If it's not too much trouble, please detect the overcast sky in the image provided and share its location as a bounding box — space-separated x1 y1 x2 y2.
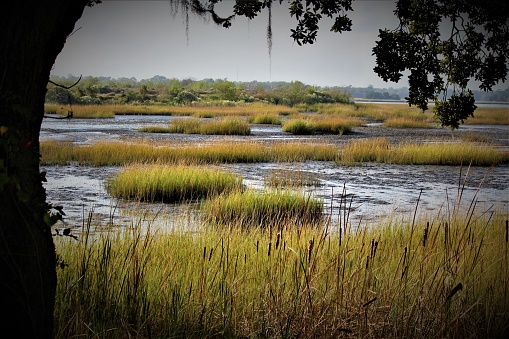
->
52 1 408 88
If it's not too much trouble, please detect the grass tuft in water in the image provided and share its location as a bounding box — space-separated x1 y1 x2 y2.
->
201 188 323 228
107 164 242 203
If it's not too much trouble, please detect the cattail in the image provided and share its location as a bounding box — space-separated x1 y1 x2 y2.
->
444 222 448 246
505 220 508 243
308 238 314 263
445 283 463 303
256 240 259 253
362 297 377 308
275 232 280 250
208 248 213 262
423 222 429 247
203 246 206 260
268 242 272 257
401 246 407 279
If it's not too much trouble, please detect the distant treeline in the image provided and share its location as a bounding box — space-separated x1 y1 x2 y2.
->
47 74 508 106
46 75 352 107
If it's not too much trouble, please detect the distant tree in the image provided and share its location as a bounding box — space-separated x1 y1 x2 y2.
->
1 0 507 337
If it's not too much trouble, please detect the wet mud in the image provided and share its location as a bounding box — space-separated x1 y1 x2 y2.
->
41 115 509 230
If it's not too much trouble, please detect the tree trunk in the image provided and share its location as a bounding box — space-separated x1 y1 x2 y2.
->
0 1 88 337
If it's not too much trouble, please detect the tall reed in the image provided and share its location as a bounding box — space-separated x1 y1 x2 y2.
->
53 200 509 338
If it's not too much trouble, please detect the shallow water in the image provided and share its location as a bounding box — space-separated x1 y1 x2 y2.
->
41 115 509 231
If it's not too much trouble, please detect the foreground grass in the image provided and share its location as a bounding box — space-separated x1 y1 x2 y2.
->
107 164 242 203
53 206 509 338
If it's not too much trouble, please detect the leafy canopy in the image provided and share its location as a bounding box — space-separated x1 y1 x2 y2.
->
179 1 508 128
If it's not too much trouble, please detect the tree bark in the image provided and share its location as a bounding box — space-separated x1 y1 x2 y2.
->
0 1 88 337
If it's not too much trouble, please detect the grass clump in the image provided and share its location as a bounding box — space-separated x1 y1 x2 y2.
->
201 188 323 228
282 116 361 135
107 164 242 203
163 117 250 135
248 113 282 125
282 118 315 135
340 137 509 166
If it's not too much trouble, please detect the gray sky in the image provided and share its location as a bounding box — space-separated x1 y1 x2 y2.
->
52 0 406 88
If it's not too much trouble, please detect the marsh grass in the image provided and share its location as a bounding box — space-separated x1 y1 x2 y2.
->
248 113 282 125
48 103 298 118
315 102 435 122
53 193 509 338
282 116 362 135
340 137 509 166
45 104 115 118
107 164 242 203
40 140 339 166
265 168 321 188
282 118 315 134
383 117 436 128
465 107 509 125
140 117 251 135
201 188 324 228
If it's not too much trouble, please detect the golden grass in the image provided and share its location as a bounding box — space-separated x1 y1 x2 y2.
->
339 137 509 166
282 115 363 135
40 140 339 166
247 113 282 125
53 205 509 338
45 104 115 118
465 107 509 125
46 102 298 118
383 117 436 128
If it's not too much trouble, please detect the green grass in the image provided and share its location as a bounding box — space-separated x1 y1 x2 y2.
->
107 164 242 203
53 204 509 338
201 188 324 228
